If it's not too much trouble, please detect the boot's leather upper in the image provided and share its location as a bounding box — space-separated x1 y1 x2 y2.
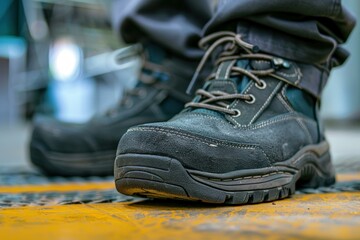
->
118 31 324 174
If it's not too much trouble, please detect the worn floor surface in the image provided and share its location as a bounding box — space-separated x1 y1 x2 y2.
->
0 125 359 240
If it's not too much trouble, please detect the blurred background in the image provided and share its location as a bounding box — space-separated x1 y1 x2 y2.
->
0 0 359 168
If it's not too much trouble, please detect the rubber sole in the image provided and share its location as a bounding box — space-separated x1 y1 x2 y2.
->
114 142 336 204
30 142 114 177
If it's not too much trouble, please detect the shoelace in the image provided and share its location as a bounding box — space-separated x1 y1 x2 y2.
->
185 31 290 116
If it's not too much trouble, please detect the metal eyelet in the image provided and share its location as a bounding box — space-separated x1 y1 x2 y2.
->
245 94 256 104
255 80 267 90
231 109 241 117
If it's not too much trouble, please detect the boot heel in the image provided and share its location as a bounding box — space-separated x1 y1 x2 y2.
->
296 151 336 189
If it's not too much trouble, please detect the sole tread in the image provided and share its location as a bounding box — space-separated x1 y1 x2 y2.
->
115 152 335 205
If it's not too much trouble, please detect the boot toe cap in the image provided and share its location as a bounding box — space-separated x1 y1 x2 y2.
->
118 125 271 174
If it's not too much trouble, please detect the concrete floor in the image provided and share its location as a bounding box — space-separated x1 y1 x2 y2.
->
0 124 30 167
0 123 359 240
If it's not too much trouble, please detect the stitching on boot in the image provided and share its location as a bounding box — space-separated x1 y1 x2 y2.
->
277 92 294 112
128 127 258 150
276 65 302 84
249 81 283 124
295 118 313 144
276 93 314 143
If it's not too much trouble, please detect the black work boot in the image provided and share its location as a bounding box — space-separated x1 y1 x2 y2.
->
115 32 336 204
30 44 198 176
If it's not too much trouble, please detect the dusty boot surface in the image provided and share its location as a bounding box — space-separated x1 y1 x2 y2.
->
115 32 336 204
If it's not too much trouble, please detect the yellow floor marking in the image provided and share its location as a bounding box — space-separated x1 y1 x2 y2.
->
0 192 359 240
336 172 360 182
0 181 114 194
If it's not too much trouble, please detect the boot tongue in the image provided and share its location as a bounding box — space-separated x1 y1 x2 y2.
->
206 59 251 93
192 59 251 117
250 59 272 71
236 60 252 93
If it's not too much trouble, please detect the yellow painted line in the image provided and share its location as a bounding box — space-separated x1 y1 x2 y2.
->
336 172 360 182
0 192 359 240
0 181 114 194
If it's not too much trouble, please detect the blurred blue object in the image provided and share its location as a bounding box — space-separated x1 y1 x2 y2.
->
0 36 27 125
47 37 94 123
47 42 140 123
47 78 96 123
0 36 26 58
49 38 82 82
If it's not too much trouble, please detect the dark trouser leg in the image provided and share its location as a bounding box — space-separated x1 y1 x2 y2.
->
112 0 356 96
111 0 212 60
204 0 356 96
